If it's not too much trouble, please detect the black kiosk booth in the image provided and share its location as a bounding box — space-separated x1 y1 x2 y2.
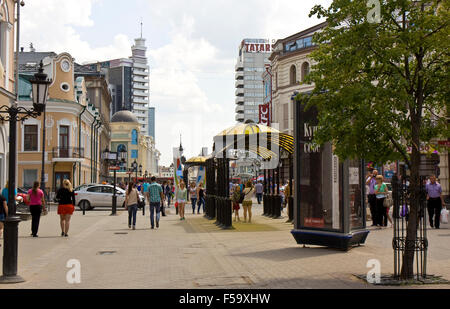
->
291 101 370 251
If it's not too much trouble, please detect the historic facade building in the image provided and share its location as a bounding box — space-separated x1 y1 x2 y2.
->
0 0 15 189
17 52 104 195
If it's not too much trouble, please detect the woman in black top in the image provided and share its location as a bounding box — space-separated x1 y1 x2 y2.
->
56 179 76 237
197 182 206 214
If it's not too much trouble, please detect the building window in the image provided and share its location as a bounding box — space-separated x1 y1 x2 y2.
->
290 65 297 85
302 62 310 82
23 169 38 188
24 125 38 151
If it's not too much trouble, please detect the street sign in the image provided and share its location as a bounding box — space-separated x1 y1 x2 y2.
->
109 166 120 171
438 141 450 147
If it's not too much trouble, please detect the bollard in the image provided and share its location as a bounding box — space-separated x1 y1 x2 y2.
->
288 196 294 223
262 194 267 216
274 195 282 218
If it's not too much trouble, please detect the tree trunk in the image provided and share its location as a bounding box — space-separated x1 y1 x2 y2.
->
400 115 421 280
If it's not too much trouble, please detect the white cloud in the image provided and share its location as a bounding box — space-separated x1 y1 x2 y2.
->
20 0 131 63
149 15 235 165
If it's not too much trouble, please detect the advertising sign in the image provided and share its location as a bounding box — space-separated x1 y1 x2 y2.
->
259 103 271 126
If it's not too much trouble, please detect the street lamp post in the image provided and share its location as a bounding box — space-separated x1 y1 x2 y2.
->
0 61 51 284
102 148 121 216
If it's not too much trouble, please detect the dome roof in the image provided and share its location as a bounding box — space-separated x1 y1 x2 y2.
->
111 110 139 123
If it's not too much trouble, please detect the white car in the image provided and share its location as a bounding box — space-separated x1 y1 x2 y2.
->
75 184 144 210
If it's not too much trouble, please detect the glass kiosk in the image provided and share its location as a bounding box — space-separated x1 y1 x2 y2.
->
291 102 370 250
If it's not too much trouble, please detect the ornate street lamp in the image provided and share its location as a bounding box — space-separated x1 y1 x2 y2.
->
0 59 51 283
102 148 120 216
36 61 53 197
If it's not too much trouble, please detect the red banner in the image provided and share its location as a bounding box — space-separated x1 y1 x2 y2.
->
259 103 270 126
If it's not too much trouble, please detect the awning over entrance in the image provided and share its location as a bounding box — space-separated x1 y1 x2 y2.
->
212 123 293 161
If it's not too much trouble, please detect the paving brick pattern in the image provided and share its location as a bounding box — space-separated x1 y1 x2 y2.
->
1 201 449 289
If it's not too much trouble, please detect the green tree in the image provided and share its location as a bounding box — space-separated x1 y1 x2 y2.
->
301 0 449 279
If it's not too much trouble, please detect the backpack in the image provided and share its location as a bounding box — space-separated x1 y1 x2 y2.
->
238 189 248 204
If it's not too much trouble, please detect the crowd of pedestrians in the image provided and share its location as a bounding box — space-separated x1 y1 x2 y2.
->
366 169 446 229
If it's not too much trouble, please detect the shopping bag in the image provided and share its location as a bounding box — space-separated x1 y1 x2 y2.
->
441 208 449 224
175 202 178 208
400 204 408 217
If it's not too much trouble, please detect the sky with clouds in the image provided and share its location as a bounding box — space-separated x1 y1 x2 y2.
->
20 0 332 166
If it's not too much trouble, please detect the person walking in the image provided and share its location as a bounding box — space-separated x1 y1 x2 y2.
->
0 192 8 243
1 181 17 206
242 181 256 223
197 182 206 214
374 175 388 228
164 181 172 207
147 176 164 229
232 185 241 222
255 181 263 205
176 180 187 220
189 182 198 214
56 179 75 237
27 181 46 237
125 182 139 230
366 169 378 226
426 175 444 229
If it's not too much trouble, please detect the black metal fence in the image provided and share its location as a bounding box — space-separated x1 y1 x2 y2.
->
204 157 232 229
392 174 428 280
263 194 282 218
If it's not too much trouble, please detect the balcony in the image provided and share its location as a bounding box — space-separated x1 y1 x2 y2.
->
235 61 243 72
235 88 244 96
133 90 148 97
133 69 148 77
235 114 245 122
235 71 244 80
133 83 149 91
133 62 149 70
235 80 244 88
133 76 148 83
235 105 245 113
133 97 149 104
235 97 244 105
52 147 85 163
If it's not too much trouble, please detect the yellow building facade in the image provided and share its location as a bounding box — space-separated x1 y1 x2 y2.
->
17 52 106 196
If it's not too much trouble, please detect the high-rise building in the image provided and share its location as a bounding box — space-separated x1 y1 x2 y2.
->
85 36 150 135
235 39 272 123
148 107 155 139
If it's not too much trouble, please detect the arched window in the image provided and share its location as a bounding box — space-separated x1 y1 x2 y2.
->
289 65 297 85
301 62 310 82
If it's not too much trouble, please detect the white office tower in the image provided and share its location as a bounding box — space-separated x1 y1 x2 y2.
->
131 37 150 135
235 39 272 123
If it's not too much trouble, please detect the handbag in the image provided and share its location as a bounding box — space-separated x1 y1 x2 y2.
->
136 190 145 209
400 204 408 217
383 185 392 208
441 208 449 224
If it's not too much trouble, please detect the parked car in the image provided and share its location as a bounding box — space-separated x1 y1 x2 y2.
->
74 184 145 211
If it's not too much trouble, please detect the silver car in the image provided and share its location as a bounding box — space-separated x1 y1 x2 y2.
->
75 184 144 210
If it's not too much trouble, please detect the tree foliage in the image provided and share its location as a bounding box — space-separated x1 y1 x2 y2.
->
301 0 449 279
302 0 449 166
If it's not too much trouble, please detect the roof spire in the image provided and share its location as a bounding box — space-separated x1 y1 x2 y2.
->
179 134 183 153
140 18 143 39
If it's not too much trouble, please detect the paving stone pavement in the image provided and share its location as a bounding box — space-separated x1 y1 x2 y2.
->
0 202 449 289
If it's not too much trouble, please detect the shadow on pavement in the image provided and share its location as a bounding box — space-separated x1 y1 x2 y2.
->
229 246 349 262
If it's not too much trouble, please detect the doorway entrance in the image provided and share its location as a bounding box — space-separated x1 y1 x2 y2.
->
55 172 70 190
